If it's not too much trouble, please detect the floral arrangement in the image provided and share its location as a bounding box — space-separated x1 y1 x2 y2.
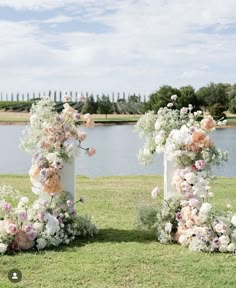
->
20 98 96 197
0 185 97 255
136 95 236 253
0 98 97 255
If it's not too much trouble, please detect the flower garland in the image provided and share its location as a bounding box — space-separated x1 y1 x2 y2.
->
136 96 236 253
0 99 97 255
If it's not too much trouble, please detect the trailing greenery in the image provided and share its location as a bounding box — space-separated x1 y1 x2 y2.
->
0 175 235 288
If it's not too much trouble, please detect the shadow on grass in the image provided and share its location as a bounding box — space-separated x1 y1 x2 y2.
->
4 229 156 256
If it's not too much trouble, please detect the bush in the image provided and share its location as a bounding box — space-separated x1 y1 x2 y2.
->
208 103 227 120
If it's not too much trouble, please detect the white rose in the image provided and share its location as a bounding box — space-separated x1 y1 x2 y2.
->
36 238 47 250
164 222 172 233
20 197 29 204
219 245 228 253
33 222 44 233
219 235 230 246
227 243 236 253
0 243 8 254
185 173 197 185
231 215 236 227
199 203 212 215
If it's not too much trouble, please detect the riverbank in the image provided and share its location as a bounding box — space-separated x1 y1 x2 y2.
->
1 111 236 127
0 175 235 288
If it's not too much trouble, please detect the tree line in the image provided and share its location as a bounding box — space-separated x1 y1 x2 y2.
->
144 82 236 119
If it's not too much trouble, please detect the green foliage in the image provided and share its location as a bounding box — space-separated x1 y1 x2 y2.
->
145 85 181 112
82 95 98 114
97 95 113 118
209 103 227 120
136 205 158 230
229 97 236 113
196 82 230 110
128 94 140 103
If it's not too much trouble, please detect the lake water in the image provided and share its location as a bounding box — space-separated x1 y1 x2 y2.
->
0 125 235 177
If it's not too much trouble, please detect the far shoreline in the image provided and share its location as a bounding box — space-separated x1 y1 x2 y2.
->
0 120 236 128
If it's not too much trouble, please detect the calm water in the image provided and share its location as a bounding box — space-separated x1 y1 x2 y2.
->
0 125 235 177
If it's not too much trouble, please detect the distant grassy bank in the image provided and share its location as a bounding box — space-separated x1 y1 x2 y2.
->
0 175 235 288
1 111 236 126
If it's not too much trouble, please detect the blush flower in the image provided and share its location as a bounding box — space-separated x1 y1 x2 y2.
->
200 115 216 131
195 160 205 170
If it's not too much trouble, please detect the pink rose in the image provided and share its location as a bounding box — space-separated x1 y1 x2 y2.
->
6 223 18 235
195 160 205 170
2 202 12 213
18 210 28 221
180 107 188 114
27 230 37 241
78 132 87 141
87 147 96 156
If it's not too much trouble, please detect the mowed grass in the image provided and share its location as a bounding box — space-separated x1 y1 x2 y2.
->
0 111 140 124
0 175 236 288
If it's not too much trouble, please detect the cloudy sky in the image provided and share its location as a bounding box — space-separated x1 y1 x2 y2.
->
0 0 236 96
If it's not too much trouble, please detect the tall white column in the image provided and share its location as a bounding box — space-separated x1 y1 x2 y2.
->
163 153 177 200
61 157 76 202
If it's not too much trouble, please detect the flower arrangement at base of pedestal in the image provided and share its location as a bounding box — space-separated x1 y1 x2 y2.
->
0 99 97 255
136 95 236 253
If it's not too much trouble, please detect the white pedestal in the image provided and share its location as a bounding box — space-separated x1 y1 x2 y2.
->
61 158 76 202
163 153 177 200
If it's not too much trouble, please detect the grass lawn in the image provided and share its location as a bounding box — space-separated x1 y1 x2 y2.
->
0 112 141 124
0 175 236 288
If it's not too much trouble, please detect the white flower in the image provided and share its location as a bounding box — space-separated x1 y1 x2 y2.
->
151 187 160 198
199 203 212 215
219 235 230 246
20 197 29 204
165 222 173 233
185 172 197 185
227 243 236 253
231 215 236 227
0 243 8 254
33 222 44 233
167 103 173 108
45 213 60 235
171 95 177 101
36 238 47 250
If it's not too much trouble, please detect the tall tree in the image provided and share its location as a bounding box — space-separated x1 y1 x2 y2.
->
97 95 113 119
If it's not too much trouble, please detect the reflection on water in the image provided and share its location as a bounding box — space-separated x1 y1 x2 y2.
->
0 125 235 177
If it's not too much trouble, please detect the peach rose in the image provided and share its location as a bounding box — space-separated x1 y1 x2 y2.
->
84 114 94 128
13 230 34 250
192 129 206 143
200 115 215 131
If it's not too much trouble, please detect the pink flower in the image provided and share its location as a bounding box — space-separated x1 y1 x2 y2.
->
180 107 188 114
87 147 96 156
18 210 28 221
27 230 37 241
84 114 94 127
6 223 18 235
151 187 160 198
78 131 87 141
171 94 177 101
38 212 45 222
200 115 216 131
24 224 33 233
66 200 73 207
2 202 12 213
195 160 205 170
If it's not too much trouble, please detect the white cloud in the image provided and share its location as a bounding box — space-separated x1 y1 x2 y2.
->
0 0 236 95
